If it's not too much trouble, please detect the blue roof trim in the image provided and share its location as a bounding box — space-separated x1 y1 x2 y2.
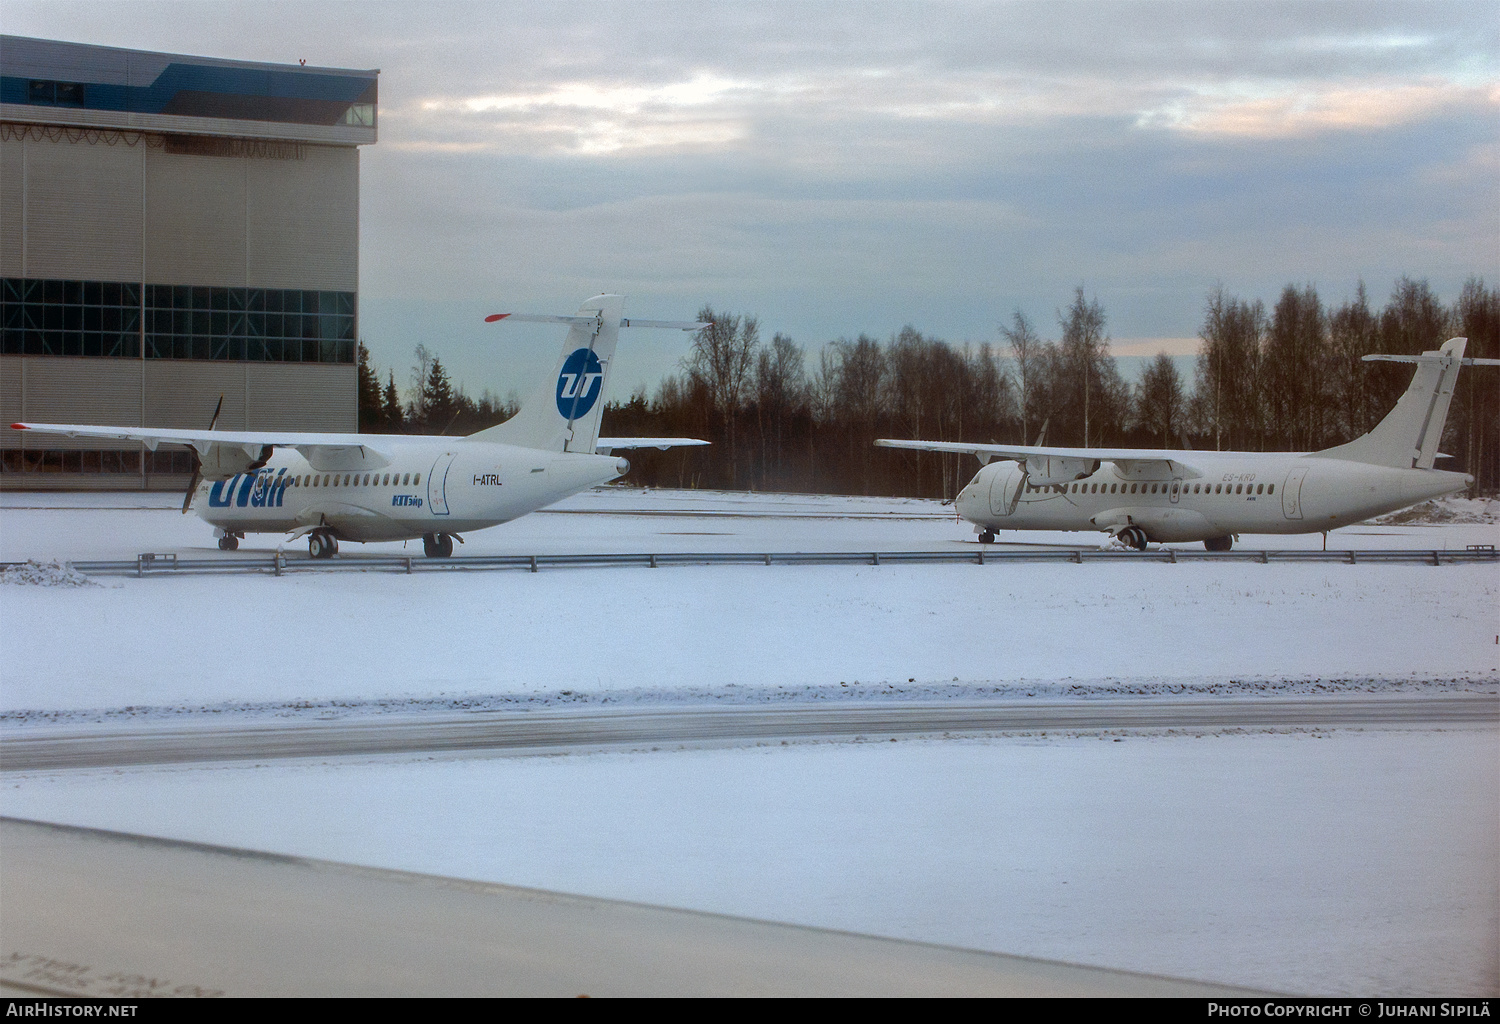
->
2 61 375 123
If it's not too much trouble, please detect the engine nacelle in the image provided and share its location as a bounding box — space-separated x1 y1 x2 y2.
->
199 442 273 478
1020 455 1098 485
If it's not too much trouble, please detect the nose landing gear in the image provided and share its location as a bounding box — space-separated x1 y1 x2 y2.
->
422 533 454 558
217 534 240 551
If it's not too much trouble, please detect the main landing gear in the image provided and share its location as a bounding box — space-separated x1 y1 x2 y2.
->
308 530 339 559
1203 535 1234 552
217 534 240 551
423 533 454 558
979 530 996 544
1118 526 1149 551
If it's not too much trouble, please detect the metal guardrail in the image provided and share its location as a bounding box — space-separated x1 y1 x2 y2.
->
6 546 1492 578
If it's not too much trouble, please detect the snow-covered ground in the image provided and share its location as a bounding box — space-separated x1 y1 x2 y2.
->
3 487 1496 562
5 728 1495 996
1 488 1497 995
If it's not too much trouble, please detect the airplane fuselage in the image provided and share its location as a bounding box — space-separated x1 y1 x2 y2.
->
955 454 1470 543
193 438 627 544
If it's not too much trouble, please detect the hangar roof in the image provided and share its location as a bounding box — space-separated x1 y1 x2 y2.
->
0 35 377 145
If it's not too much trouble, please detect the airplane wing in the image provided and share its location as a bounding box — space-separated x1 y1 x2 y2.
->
10 422 396 472
595 438 710 454
875 438 1205 482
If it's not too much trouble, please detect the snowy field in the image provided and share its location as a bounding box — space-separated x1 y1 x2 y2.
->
1 488 1497 995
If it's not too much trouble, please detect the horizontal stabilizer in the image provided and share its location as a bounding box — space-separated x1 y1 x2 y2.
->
595 437 710 454
486 314 709 331
1363 353 1500 367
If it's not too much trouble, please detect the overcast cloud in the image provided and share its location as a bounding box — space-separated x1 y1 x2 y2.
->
6 0 1496 399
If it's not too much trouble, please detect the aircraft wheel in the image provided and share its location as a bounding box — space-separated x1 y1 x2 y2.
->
1122 526 1148 551
979 530 996 545
1204 535 1233 552
309 532 336 559
423 533 439 557
218 535 239 552
436 534 453 558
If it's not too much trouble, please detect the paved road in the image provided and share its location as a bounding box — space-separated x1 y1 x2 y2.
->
4 695 1493 772
0 817 1267 996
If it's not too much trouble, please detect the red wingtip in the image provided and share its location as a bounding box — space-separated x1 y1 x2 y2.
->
10 423 26 430
484 313 510 323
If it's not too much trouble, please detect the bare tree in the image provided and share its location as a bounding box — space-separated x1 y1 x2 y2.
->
1000 309 1041 444
1263 283 1329 451
1136 352 1185 446
1195 285 1265 450
754 332 806 488
685 306 760 486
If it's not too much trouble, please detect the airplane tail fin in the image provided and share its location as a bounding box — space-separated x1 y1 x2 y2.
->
469 294 626 453
1313 337 1469 470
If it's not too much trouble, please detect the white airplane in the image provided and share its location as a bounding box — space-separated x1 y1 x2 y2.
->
12 294 708 558
878 337 1494 551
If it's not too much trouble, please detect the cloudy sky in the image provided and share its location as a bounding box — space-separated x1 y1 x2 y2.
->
8 0 1497 399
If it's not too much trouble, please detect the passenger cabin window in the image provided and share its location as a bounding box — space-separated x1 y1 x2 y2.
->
414 474 421 485
1269 484 1275 494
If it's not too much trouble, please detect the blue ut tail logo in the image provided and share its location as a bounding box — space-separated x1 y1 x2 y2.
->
556 348 605 418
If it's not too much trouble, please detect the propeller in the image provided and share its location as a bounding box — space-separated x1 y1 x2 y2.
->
183 394 224 514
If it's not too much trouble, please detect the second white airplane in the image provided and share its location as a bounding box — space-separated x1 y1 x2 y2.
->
13 294 707 557
878 337 1491 550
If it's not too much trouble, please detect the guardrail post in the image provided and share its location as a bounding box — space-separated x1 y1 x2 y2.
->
1259 550 1269 564
274 552 283 577
1347 550 1357 565
650 554 658 568
764 553 772 566
1431 550 1441 566
1168 548 1177 563
977 548 984 565
405 557 412 574
530 555 538 573
871 552 880 565
1072 550 1082 564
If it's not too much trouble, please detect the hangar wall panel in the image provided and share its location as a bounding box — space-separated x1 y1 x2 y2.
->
0 357 22 441
0 139 22 276
247 146 358 291
0 355 143 449
246 363 355 431
16 137 145 283
143 361 251 430
144 148 248 288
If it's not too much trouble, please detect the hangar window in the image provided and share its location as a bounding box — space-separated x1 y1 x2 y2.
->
28 80 86 106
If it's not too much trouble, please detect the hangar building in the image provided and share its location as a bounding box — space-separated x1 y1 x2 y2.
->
0 35 378 490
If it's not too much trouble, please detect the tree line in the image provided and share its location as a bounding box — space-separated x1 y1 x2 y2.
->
359 276 1499 496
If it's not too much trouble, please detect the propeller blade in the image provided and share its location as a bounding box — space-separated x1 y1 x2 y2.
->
182 465 201 514
184 395 222 515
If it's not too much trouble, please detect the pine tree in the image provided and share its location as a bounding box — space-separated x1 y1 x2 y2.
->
357 343 382 433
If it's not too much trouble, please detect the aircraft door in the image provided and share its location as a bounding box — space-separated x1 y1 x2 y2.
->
428 452 457 516
988 467 1021 516
1170 481 1181 504
1282 467 1308 520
